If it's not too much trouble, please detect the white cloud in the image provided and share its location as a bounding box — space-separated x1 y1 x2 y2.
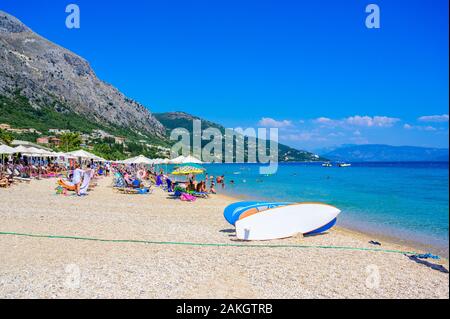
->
404 124 413 129
311 115 400 128
314 117 334 124
258 117 292 128
345 115 400 127
404 124 437 131
418 114 449 123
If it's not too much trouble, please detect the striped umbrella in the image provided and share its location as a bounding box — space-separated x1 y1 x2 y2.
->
171 164 205 175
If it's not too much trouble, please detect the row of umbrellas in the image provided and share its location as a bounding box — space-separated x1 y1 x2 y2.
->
1 144 63 157
1 145 204 174
0 145 107 162
117 155 203 165
116 154 205 175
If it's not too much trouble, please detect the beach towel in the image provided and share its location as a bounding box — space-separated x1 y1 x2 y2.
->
79 171 92 195
114 176 126 188
72 168 83 185
180 193 196 202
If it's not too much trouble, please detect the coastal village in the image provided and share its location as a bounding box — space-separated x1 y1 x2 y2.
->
0 123 171 159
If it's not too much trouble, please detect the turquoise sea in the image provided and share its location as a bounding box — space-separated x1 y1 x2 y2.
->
192 162 449 254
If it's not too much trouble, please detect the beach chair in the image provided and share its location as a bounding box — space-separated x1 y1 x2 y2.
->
0 179 9 188
116 187 151 195
13 177 32 183
190 191 209 198
57 179 77 192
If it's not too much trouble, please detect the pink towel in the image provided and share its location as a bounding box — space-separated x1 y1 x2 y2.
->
180 193 196 202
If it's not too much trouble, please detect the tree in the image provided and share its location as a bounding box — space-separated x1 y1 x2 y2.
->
59 132 82 152
0 129 14 145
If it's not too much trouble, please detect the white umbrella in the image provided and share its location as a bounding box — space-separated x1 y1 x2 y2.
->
95 156 107 162
13 145 31 153
182 155 203 164
169 156 186 164
67 149 98 159
152 158 164 165
0 144 16 155
123 155 153 165
54 152 76 159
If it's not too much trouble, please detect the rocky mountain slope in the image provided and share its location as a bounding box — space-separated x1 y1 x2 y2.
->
0 11 165 139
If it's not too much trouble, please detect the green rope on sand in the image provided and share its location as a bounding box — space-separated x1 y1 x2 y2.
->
0 231 419 255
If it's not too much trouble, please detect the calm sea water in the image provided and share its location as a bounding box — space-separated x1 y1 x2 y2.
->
187 162 448 253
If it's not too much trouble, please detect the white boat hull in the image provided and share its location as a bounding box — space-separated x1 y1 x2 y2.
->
235 203 341 241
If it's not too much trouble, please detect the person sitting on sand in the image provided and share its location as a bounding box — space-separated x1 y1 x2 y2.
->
196 181 207 193
0 170 10 187
187 180 196 192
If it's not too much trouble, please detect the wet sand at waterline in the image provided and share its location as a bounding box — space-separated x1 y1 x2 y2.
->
0 176 448 299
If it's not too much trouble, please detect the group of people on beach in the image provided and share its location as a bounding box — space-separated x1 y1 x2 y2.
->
111 163 227 199
1 153 228 200
0 153 112 196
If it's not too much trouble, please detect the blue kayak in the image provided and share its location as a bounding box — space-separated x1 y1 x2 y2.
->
223 201 292 225
224 201 339 235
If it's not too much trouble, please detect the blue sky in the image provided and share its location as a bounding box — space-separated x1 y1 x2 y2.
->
1 0 448 150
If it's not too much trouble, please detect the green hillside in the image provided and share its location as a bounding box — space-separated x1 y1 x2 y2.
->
155 112 325 162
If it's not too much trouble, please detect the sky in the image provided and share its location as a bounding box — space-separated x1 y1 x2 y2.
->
1 0 448 150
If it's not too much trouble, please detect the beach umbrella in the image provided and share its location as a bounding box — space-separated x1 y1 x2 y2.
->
0 144 15 155
123 155 153 165
13 145 31 154
182 155 203 164
169 156 186 164
54 152 76 159
151 158 163 165
67 149 98 159
171 164 205 175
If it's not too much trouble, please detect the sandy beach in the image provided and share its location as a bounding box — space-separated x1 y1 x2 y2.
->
0 176 448 299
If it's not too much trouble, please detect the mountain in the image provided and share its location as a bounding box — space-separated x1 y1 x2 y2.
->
0 11 165 140
322 144 449 162
155 112 325 162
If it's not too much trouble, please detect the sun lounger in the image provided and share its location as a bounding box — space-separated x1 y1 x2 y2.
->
187 190 209 198
13 177 32 183
57 179 77 192
116 187 151 195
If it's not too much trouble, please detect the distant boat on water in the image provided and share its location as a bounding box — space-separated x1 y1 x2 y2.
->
322 162 333 167
338 163 352 167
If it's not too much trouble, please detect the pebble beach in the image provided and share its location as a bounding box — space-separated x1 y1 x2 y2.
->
0 177 448 299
